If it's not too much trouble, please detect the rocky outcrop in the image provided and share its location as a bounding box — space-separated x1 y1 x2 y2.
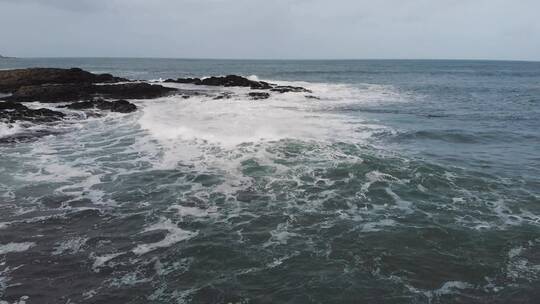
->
248 92 270 100
0 68 128 93
0 68 180 143
165 74 312 95
4 83 177 103
0 102 65 123
61 99 137 113
202 75 273 89
0 68 318 144
165 77 202 85
270 86 312 94
166 75 272 89
94 83 177 100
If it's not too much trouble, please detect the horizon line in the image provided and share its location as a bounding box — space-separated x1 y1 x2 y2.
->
1 56 539 63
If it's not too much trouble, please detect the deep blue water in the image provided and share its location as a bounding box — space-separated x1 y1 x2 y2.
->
1 58 539 303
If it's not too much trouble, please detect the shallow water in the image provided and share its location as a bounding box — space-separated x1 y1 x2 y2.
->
1 59 540 303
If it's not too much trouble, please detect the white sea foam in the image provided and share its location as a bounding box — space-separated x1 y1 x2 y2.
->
139 80 395 147
506 243 540 282
92 252 125 271
132 218 198 255
169 205 218 219
266 252 300 269
53 237 87 255
0 296 30 304
432 281 473 296
0 242 35 255
0 122 23 138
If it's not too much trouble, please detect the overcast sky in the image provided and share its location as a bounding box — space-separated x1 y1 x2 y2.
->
0 0 538 60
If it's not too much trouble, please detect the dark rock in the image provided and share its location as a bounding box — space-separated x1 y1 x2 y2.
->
248 92 270 100
270 86 312 94
5 83 177 103
0 68 128 93
94 83 177 100
0 101 65 123
305 95 320 100
0 129 62 144
200 75 272 89
166 75 312 94
213 92 234 100
165 78 202 85
169 75 272 89
5 84 92 102
62 99 137 113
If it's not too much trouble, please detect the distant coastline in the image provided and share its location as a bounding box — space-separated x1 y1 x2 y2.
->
0 54 15 59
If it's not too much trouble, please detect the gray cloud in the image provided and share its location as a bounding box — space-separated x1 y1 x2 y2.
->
0 0 539 60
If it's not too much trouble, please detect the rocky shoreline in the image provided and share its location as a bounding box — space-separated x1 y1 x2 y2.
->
0 67 315 142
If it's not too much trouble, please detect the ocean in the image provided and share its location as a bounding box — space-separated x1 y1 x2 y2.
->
1 58 539 303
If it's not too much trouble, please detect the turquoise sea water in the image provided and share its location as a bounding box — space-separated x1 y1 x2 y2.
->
1 58 539 303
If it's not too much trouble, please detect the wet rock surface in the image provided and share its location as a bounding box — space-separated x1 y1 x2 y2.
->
61 99 137 113
165 74 312 94
271 85 312 94
248 92 271 100
166 75 272 89
0 101 65 123
3 82 177 103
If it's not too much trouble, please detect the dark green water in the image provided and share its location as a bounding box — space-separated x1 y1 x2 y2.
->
0 59 539 303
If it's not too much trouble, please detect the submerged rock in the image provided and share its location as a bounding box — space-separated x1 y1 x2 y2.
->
4 83 177 103
213 92 235 100
0 102 65 123
62 99 137 113
248 92 271 100
0 68 127 93
270 86 312 94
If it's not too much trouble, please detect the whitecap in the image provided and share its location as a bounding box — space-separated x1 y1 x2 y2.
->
92 252 125 271
132 219 198 255
169 205 218 219
0 242 35 255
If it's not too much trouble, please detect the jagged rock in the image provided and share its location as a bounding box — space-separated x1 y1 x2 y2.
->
62 99 137 113
165 78 202 85
165 75 312 94
248 92 270 100
93 83 177 100
0 102 65 123
305 95 320 100
167 75 273 89
200 75 272 89
270 86 312 94
0 68 127 93
4 83 177 103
